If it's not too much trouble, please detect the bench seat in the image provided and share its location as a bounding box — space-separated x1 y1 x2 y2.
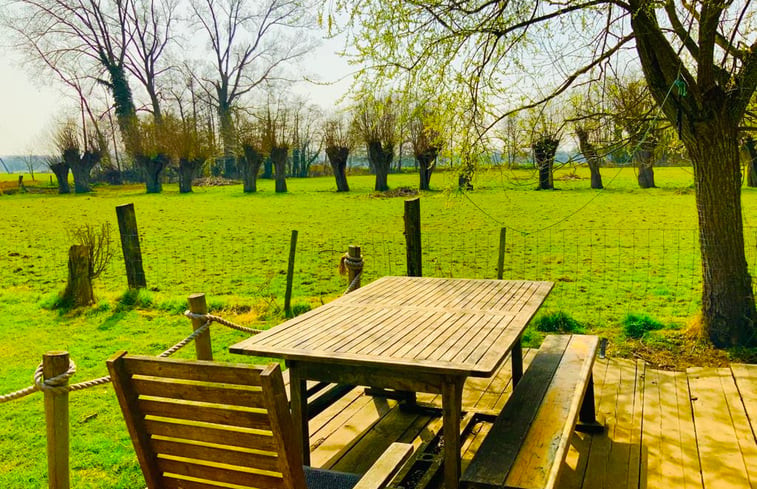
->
461 334 602 489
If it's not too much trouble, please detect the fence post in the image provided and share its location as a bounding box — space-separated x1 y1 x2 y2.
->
116 203 146 289
284 230 298 317
188 294 213 361
43 351 70 489
497 227 507 280
404 198 422 277
346 245 363 292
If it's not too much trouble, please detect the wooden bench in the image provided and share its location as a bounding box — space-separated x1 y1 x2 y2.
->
461 335 603 489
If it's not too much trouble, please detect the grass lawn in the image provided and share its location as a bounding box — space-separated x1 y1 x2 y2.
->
1 165 756 487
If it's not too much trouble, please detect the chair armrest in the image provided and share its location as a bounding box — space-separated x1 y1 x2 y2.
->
353 442 413 489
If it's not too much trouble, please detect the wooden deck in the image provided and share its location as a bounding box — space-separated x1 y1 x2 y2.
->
301 353 757 489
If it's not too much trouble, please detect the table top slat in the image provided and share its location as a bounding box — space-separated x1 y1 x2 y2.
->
230 277 553 377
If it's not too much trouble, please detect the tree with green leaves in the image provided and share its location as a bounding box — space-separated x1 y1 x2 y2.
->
352 94 397 192
337 0 757 346
409 105 441 191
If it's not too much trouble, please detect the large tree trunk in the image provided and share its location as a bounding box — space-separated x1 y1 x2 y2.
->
629 0 756 347
368 140 393 191
70 164 92 193
533 136 558 190
61 245 94 307
178 158 202 193
108 64 139 157
686 124 756 347
745 137 757 188
576 128 604 189
50 163 71 194
633 137 657 188
241 146 264 193
417 154 434 191
326 146 350 192
137 154 168 193
217 94 238 179
271 146 288 193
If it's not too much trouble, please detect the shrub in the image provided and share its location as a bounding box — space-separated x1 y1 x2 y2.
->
622 313 664 339
534 311 584 334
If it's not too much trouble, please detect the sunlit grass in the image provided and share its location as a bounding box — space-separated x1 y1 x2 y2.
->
1 165 756 487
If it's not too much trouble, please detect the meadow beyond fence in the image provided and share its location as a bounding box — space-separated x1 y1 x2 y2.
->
2 169 757 329
2 168 757 488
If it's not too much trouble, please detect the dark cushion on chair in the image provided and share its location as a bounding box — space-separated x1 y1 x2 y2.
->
304 466 361 489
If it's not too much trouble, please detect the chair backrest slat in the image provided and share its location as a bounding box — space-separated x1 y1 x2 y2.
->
150 436 280 471
130 376 266 407
107 351 306 489
142 418 277 451
138 398 271 430
155 457 286 489
123 355 264 386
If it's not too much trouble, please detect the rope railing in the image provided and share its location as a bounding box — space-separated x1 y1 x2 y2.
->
1 315 254 404
183 312 265 335
3 243 365 489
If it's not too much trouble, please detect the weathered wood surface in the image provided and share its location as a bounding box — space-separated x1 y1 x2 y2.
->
303 357 756 489
108 353 411 489
231 276 554 489
231 277 553 377
460 335 599 489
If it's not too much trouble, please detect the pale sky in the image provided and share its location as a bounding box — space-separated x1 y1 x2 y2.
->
0 35 354 156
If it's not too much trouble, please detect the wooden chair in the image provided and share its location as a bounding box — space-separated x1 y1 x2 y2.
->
107 352 412 489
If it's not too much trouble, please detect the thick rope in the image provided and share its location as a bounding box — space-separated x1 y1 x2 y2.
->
1 318 224 402
160 320 212 357
68 375 112 392
34 360 77 396
0 384 39 403
1 360 76 402
339 252 364 295
183 311 264 335
344 272 363 294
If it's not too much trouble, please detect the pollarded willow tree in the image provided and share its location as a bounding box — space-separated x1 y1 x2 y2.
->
352 94 397 192
409 105 441 191
337 0 757 347
323 117 352 192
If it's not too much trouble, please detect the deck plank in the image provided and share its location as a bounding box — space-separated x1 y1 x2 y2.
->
330 405 423 474
643 368 703 489
290 354 756 489
688 367 756 489
731 364 757 440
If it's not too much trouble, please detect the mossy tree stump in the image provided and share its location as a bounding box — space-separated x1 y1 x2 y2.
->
62 245 94 307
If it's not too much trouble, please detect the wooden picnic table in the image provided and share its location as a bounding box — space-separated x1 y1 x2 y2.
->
230 276 553 489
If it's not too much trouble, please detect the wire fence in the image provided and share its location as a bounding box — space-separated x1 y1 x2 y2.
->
6 224 757 326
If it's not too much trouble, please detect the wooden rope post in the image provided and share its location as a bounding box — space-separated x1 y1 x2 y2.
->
43 351 70 489
347 245 363 291
188 294 213 361
497 227 507 280
284 230 298 317
404 198 422 277
116 203 147 289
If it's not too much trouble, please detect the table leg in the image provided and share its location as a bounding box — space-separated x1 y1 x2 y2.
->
441 377 464 489
511 338 523 387
288 363 310 465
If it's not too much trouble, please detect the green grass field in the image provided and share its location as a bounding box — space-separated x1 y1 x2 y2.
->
1 165 756 487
